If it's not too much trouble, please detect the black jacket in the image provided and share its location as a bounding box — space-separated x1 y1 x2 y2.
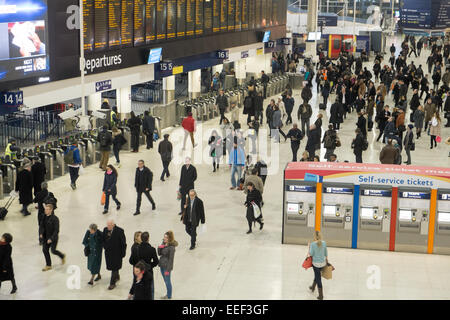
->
286 128 304 146
0 243 13 279
158 139 173 162
33 188 49 217
179 165 197 193
97 130 113 152
137 242 159 276
216 94 228 111
182 197 205 227
245 189 262 221
102 226 127 271
135 166 153 192
31 162 46 190
39 214 60 242
357 115 367 136
129 243 140 266
284 97 295 114
15 169 33 205
142 115 155 134
130 271 152 300
127 117 142 134
103 171 118 195
254 95 264 112
352 133 365 154
330 102 342 123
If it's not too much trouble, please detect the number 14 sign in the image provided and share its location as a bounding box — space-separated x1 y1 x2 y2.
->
1 91 23 106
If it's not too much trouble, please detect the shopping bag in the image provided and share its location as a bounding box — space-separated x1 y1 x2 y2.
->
199 224 207 235
252 202 262 219
100 192 106 206
321 263 335 280
436 136 442 143
302 256 312 270
79 165 84 175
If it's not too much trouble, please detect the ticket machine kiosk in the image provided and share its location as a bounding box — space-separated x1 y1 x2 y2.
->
283 182 317 244
395 188 431 254
358 186 392 250
321 184 354 248
433 190 450 255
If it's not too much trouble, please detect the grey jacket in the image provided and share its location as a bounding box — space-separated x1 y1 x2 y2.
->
272 109 282 128
413 109 425 129
158 241 178 272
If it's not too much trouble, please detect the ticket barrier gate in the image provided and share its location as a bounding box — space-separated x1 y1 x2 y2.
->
321 184 354 248
89 130 102 162
0 158 16 196
433 190 450 255
283 182 317 244
118 127 132 151
34 145 54 181
395 188 431 254
80 134 97 165
45 141 65 177
357 186 392 251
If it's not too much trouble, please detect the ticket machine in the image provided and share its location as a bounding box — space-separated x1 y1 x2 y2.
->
395 188 431 254
283 182 317 244
321 184 354 248
358 186 392 250
433 190 450 255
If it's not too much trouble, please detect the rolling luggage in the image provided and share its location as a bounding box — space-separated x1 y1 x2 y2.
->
0 196 15 221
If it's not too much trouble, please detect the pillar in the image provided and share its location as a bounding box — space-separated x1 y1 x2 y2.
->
305 0 318 60
116 86 132 120
163 75 175 104
234 59 247 85
87 92 102 112
188 69 201 99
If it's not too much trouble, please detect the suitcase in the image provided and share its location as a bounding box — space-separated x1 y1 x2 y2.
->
0 196 15 221
319 103 326 110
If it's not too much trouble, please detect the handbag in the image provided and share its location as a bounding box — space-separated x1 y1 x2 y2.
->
84 246 90 257
321 263 335 280
78 165 84 175
436 136 442 143
302 256 312 270
252 201 262 219
100 192 106 206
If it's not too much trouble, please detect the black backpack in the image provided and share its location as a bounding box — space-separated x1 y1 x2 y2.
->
99 132 110 148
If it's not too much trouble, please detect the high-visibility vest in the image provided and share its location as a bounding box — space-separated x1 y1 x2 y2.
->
5 143 16 159
111 111 117 123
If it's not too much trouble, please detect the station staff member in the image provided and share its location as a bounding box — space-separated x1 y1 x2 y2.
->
5 139 20 160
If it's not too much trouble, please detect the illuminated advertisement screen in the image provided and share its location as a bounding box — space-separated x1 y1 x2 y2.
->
0 0 50 83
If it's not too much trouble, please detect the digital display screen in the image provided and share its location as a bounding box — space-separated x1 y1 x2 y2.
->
271 0 277 25
195 0 204 35
94 0 108 51
438 212 450 223
323 205 336 216
186 0 195 36
361 207 375 219
204 0 213 34
156 0 167 40
220 0 228 31
248 0 255 29
255 0 261 28
266 0 272 26
83 0 95 52
145 0 157 42
177 0 187 37
241 0 248 29
167 0 177 38
108 0 121 48
227 0 235 31
0 0 50 84
307 32 321 41
134 0 146 45
148 47 162 64
212 0 220 32
263 30 270 42
260 0 266 27
287 203 299 213
399 209 412 221
235 0 241 31
121 0 134 47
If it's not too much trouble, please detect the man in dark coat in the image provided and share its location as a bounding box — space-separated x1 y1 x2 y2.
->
243 95 255 124
128 262 152 300
284 94 295 125
134 160 155 215
158 134 173 181
286 123 304 161
142 111 156 149
127 111 142 152
260 70 269 98
179 157 197 215
306 124 320 161
254 91 264 125
136 232 159 299
31 157 46 197
301 85 312 104
216 89 229 125
352 129 365 163
356 112 367 138
0 233 17 294
379 139 400 164
182 190 205 250
39 203 66 271
330 99 343 131
102 219 126 290
15 162 33 216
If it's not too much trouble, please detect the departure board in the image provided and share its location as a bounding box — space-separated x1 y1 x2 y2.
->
266 0 272 26
146 0 157 42
186 0 195 36
260 0 266 27
167 0 177 39
121 0 134 47
134 0 145 45
220 0 227 31
255 0 261 28
83 0 95 52
227 0 235 31
195 0 204 35
212 0 220 32
204 0 213 34
247 0 254 29
241 0 248 29
177 0 187 37
156 0 167 40
108 0 121 48
94 0 108 51
235 0 241 31
271 0 277 25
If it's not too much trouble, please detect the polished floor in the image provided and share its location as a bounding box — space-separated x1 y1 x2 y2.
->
1 39 449 300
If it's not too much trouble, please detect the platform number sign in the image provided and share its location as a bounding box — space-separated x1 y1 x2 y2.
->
1 91 23 106
216 50 229 59
159 62 174 72
265 41 275 48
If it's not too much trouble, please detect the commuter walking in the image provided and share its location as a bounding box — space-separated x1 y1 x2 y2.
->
216 89 229 125
208 130 223 172
15 162 33 216
97 125 113 171
322 125 338 161
181 190 206 250
284 94 295 125
129 231 142 268
424 98 436 132
112 127 126 167
135 232 159 300
261 70 269 98
229 142 246 190
306 124 319 161
142 111 156 149
329 100 343 131
271 105 287 143
255 91 264 124
31 156 46 197
379 139 399 164
413 106 425 139
308 231 328 300
429 112 442 149
179 157 197 215
0 233 17 294
33 182 50 242
82 224 103 285
352 128 366 163
297 101 312 135
64 139 82 190
286 123 304 162
102 165 121 214
134 160 156 215
128 262 152 300
158 134 173 181
102 219 126 290
244 182 263 234
158 231 178 300
396 109 406 148
39 204 66 271
182 112 197 150
127 111 142 153
403 124 415 165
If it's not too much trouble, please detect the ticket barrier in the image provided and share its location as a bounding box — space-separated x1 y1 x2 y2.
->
433 190 450 255
118 126 132 151
282 182 317 244
89 130 102 162
321 184 354 248
395 188 431 254
0 157 16 196
357 186 392 251
80 134 97 165
45 141 65 177
34 145 54 180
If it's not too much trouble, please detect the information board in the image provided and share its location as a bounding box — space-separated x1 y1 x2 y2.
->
255 0 261 28
241 0 248 29
177 0 187 37
266 0 272 26
167 0 177 38
400 0 431 29
146 0 157 42
432 0 450 29
260 0 266 27
156 0 167 40
248 0 255 29
94 0 108 51
220 0 228 31
186 0 196 36
121 0 134 47
83 0 95 52
212 0 220 32
134 0 145 45
108 0 121 48
227 0 235 31
204 0 213 34
195 0 204 35
271 0 277 25
235 0 241 31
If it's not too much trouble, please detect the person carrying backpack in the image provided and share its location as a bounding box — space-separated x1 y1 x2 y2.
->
322 125 337 161
112 127 126 168
97 125 113 171
64 140 82 190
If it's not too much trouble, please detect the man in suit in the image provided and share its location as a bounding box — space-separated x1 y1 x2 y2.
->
136 232 159 299
134 160 155 216
178 157 197 215
142 111 156 149
182 190 205 250
102 219 126 290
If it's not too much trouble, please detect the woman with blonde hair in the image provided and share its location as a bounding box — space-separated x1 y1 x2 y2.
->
308 231 328 300
158 230 178 299
129 231 142 267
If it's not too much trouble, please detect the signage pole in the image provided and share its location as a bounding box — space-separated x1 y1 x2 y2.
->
390 0 395 36
80 0 86 117
314 0 319 59
352 0 356 47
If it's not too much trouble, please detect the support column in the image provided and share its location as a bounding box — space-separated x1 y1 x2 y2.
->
188 69 201 99
163 75 175 104
234 59 247 85
305 0 318 60
116 86 132 120
87 93 102 112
